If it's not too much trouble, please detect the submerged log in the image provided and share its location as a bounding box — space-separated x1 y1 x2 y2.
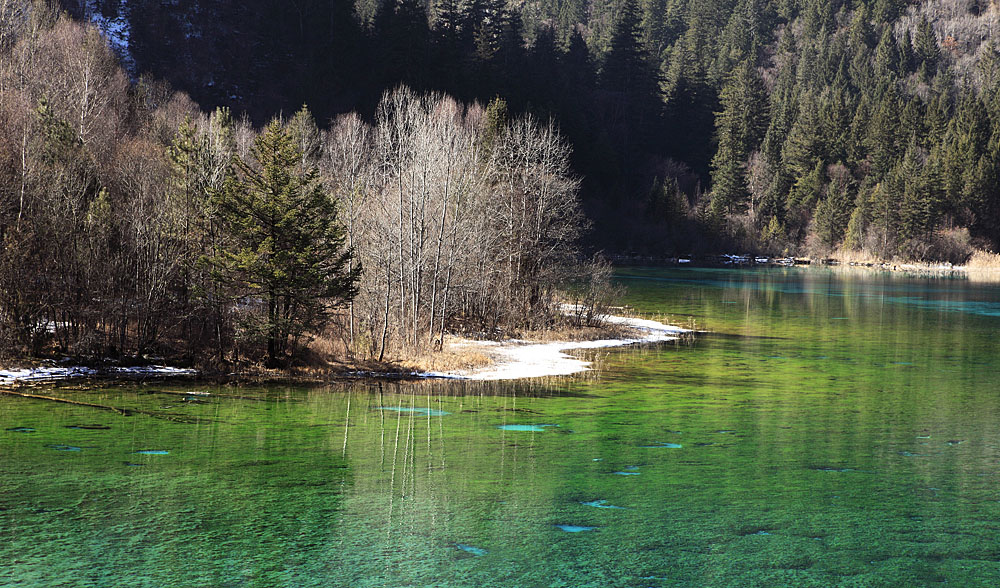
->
0 388 213 423
0 388 132 415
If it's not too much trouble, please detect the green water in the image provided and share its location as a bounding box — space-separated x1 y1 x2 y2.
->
3 266 1000 587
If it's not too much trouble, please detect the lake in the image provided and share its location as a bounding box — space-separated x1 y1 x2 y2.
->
3 266 1000 587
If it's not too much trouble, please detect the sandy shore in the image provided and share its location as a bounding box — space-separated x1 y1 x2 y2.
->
421 315 689 380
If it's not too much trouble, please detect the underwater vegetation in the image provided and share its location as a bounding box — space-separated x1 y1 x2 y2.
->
497 424 558 431
555 525 596 533
377 406 451 417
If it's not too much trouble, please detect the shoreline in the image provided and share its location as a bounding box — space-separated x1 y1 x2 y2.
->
611 253 1000 281
419 315 690 380
1 315 691 388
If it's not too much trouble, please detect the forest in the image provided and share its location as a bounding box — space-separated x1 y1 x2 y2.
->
3 0 1000 365
57 0 1000 259
0 3 602 365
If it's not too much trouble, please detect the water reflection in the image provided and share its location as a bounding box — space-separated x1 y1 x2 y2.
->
3 267 1000 586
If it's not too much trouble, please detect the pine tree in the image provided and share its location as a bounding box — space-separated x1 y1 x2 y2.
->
898 29 914 75
874 26 900 77
710 60 768 215
848 5 874 52
209 121 359 365
865 85 902 177
783 92 826 180
601 0 657 98
375 0 432 88
914 17 940 81
813 163 855 247
872 0 904 23
789 160 825 209
286 105 321 170
897 140 934 242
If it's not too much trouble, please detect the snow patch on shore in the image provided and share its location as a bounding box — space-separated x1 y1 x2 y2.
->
1 365 196 385
427 314 688 381
0 366 97 384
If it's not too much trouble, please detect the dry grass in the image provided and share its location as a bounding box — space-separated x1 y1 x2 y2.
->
395 338 493 374
964 249 1000 269
252 307 687 380
958 250 1000 282
806 248 1000 283
828 248 887 266
823 248 959 271
300 330 493 375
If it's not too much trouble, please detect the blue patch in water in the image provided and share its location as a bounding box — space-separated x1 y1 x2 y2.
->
613 471 641 476
378 407 450 417
47 444 82 451
754 530 772 536
898 451 924 457
581 500 626 509
134 450 169 455
831 317 848 320
6 427 35 433
555 525 596 533
640 442 682 448
124 462 145 467
497 424 557 432
714 430 736 434
592 458 603 461
455 543 487 556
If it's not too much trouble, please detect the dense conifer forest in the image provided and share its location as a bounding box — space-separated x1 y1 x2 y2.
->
59 0 1000 259
4 0 1000 366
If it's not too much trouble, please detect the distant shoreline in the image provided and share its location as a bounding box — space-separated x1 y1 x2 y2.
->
611 253 1000 281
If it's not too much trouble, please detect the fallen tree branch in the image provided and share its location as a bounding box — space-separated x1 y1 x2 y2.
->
0 388 214 424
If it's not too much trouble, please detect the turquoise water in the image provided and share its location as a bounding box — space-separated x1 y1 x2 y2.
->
3 266 1000 586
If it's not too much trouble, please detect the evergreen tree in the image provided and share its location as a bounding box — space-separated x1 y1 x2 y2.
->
897 140 935 242
873 25 899 77
898 29 914 75
431 0 466 88
865 85 903 177
783 92 826 180
375 0 432 89
914 16 939 81
847 4 874 52
601 0 658 99
209 121 359 365
709 60 769 215
789 160 825 209
813 163 855 247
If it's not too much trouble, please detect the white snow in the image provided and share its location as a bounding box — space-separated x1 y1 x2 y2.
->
424 314 689 381
0 366 97 384
0 364 196 385
108 366 197 377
